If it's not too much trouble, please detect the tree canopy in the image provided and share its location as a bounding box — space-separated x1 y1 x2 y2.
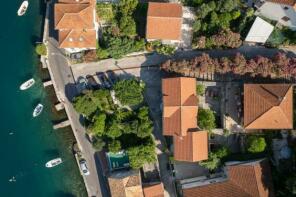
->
92 137 106 151
247 136 266 153
114 79 144 106
127 143 156 169
200 146 230 171
108 140 121 153
89 113 106 136
198 108 216 131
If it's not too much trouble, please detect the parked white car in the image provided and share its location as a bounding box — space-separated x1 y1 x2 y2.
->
79 159 90 176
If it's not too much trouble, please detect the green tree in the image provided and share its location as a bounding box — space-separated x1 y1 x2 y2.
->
96 47 109 59
215 146 230 158
193 20 201 32
35 43 47 56
73 91 99 117
231 10 241 20
247 136 266 153
196 84 206 95
114 79 144 106
197 3 212 19
128 144 156 169
119 16 136 36
118 0 138 16
200 152 220 171
108 140 121 153
198 108 216 131
89 113 106 136
106 119 122 138
92 137 106 151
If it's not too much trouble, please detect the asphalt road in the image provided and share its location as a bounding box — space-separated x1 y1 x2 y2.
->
45 2 107 197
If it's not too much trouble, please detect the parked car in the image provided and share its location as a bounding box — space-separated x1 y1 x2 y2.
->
96 72 111 89
86 75 99 89
77 76 88 92
106 70 118 84
79 159 90 176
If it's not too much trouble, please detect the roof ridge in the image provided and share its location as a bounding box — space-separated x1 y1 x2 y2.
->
60 29 73 46
78 3 93 27
260 85 286 105
229 166 260 196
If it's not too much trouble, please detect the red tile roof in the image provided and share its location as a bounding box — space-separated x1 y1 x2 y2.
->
162 77 198 136
244 84 293 130
146 2 182 41
174 131 208 162
143 183 164 197
54 1 96 49
183 160 274 197
162 77 208 162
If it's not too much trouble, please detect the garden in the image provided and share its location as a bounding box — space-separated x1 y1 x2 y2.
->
185 0 255 49
72 78 156 169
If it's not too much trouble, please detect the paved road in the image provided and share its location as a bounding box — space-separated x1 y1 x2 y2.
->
44 2 107 197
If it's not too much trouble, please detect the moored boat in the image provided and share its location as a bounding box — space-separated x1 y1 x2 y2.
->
20 78 35 90
33 104 43 117
45 158 62 168
17 1 29 16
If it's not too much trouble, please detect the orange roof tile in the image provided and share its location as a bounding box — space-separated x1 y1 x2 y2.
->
174 131 208 162
244 84 293 130
58 29 97 48
146 3 182 40
183 160 274 197
143 183 164 197
54 3 94 30
162 77 198 136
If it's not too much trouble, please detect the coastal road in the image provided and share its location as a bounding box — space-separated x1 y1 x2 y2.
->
44 2 107 197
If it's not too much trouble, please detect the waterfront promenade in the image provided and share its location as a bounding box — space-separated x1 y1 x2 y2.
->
42 2 106 197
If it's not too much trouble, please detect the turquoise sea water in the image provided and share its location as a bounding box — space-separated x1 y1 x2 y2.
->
0 1 86 196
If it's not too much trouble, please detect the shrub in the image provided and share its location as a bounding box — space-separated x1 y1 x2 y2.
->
128 143 156 169
247 136 266 153
114 79 144 106
148 41 176 55
96 3 115 23
89 113 106 136
196 84 206 96
198 108 216 131
200 146 230 170
108 140 121 153
35 43 47 56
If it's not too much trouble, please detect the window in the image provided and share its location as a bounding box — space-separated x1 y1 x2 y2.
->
284 6 289 10
282 16 290 21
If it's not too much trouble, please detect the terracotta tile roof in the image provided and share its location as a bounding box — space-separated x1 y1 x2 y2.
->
244 84 293 130
58 29 96 48
162 77 208 162
108 170 143 197
183 160 274 197
143 183 164 197
174 131 208 162
162 77 198 136
54 3 94 30
266 0 296 6
146 2 182 40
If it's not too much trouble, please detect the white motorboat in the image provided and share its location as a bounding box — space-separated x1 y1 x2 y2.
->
45 158 62 168
17 1 29 16
33 103 43 117
20 78 35 90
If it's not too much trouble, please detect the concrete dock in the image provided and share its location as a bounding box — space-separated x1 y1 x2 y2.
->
53 120 70 130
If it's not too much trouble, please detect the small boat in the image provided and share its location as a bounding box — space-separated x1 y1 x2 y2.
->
20 78 35 90
45 158 62 168
17 1 29 16
33 104 43 117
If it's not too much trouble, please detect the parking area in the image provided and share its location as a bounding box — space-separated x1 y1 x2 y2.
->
173 161 209 180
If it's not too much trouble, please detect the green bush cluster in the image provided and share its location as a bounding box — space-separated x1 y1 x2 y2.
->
114 79 145 106
147 41 176 55
200 146 230 171
247 136 266 153
198 108 216 131
72 79 156 169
